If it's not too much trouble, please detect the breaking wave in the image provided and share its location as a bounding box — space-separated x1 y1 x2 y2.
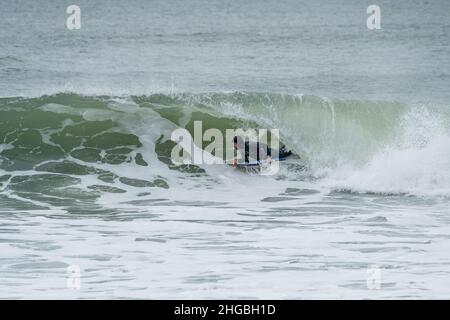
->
0 92 449 205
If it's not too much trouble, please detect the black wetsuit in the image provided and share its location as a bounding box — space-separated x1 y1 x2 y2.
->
243 141 268 163
242 142 291 163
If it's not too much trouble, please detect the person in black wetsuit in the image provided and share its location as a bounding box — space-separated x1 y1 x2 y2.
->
232 136 291 165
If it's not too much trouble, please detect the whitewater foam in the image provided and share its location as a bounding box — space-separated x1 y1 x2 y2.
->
322 106 450 196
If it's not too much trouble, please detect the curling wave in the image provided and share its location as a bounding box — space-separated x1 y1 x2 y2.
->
0 92 449 202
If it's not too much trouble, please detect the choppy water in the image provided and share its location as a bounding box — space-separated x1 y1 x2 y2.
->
1 0 450 299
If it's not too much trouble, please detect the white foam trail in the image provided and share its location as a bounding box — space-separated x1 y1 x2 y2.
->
323 106 450 196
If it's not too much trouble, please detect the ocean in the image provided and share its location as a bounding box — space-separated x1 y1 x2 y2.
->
0 0 450 299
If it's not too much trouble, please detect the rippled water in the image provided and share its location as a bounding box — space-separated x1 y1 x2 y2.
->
2 184 450 299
